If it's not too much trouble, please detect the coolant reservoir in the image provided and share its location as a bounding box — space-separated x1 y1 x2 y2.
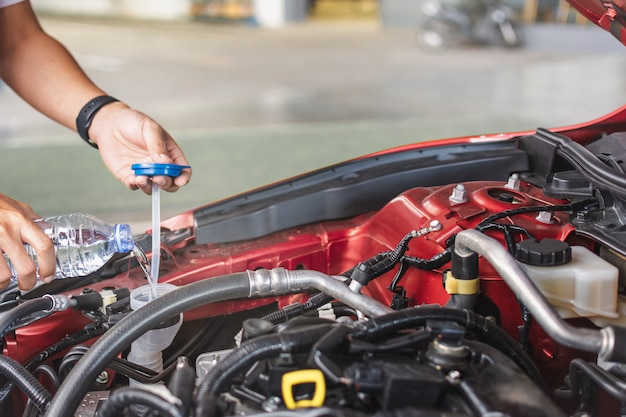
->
515 239 619 319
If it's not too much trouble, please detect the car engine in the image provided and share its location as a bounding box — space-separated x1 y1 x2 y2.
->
3 125 626 417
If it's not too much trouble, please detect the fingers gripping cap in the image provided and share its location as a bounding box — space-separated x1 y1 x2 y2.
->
131 163 191 177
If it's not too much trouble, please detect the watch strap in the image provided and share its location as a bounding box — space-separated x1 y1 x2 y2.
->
75 95 119 149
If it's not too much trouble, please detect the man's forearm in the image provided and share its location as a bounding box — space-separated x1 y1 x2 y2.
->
0 1 105 131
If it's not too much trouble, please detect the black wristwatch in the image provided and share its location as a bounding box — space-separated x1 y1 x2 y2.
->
75 95 119 149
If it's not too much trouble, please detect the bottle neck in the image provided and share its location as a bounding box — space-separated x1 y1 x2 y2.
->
114 224 135 253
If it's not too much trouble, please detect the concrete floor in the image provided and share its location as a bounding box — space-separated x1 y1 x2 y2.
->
0 15 624 232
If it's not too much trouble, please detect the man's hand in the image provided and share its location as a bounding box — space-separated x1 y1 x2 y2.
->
88 102 192 195
0 194 56 290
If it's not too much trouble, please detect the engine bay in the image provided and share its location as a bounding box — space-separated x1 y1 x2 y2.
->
3 126 626 416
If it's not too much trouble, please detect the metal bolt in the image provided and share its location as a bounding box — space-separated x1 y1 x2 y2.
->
262 396 282 412
446 370 462 384
449 184 467 204
574 211 591 224
95 371 109 385
429 220 442 231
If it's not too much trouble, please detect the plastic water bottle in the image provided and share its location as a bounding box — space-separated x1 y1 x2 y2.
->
3 213 134 285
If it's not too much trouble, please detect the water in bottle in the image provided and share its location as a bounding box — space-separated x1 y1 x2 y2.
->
3 213 135 286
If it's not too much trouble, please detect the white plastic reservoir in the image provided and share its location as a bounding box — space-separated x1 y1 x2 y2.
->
518 246 619 319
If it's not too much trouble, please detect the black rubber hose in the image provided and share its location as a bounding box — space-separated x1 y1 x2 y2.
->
96 386 183 417
33 365 60 390
21 366 60 417
44 272 252 417
536 128 626 197
0 297 52 340
0 354 51 413
195 323 334 417
567 359 626 402
353 307 544 389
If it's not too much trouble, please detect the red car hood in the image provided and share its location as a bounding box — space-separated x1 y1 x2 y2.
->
567 0 626 44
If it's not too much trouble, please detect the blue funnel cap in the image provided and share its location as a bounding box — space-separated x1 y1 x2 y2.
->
131 163 191 177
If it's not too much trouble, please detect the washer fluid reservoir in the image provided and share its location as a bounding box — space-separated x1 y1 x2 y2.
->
515 239 619 319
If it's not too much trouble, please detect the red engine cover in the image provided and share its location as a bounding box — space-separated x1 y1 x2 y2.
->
7 179 599 413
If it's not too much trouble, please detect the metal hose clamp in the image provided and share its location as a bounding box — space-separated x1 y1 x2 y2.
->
42 294 71 313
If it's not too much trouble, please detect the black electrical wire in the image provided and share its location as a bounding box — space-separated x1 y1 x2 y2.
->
25 324 106 373
388 260 409 291
262 276 356 325
476 203 575 232
388 231 420 264
363 231 422 281
261 296 319 325
518 305 532 353
478 224 532 251
401 247 453 271
264 230 450 322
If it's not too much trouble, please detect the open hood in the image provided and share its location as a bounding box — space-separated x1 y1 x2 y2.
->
567 0 626 44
